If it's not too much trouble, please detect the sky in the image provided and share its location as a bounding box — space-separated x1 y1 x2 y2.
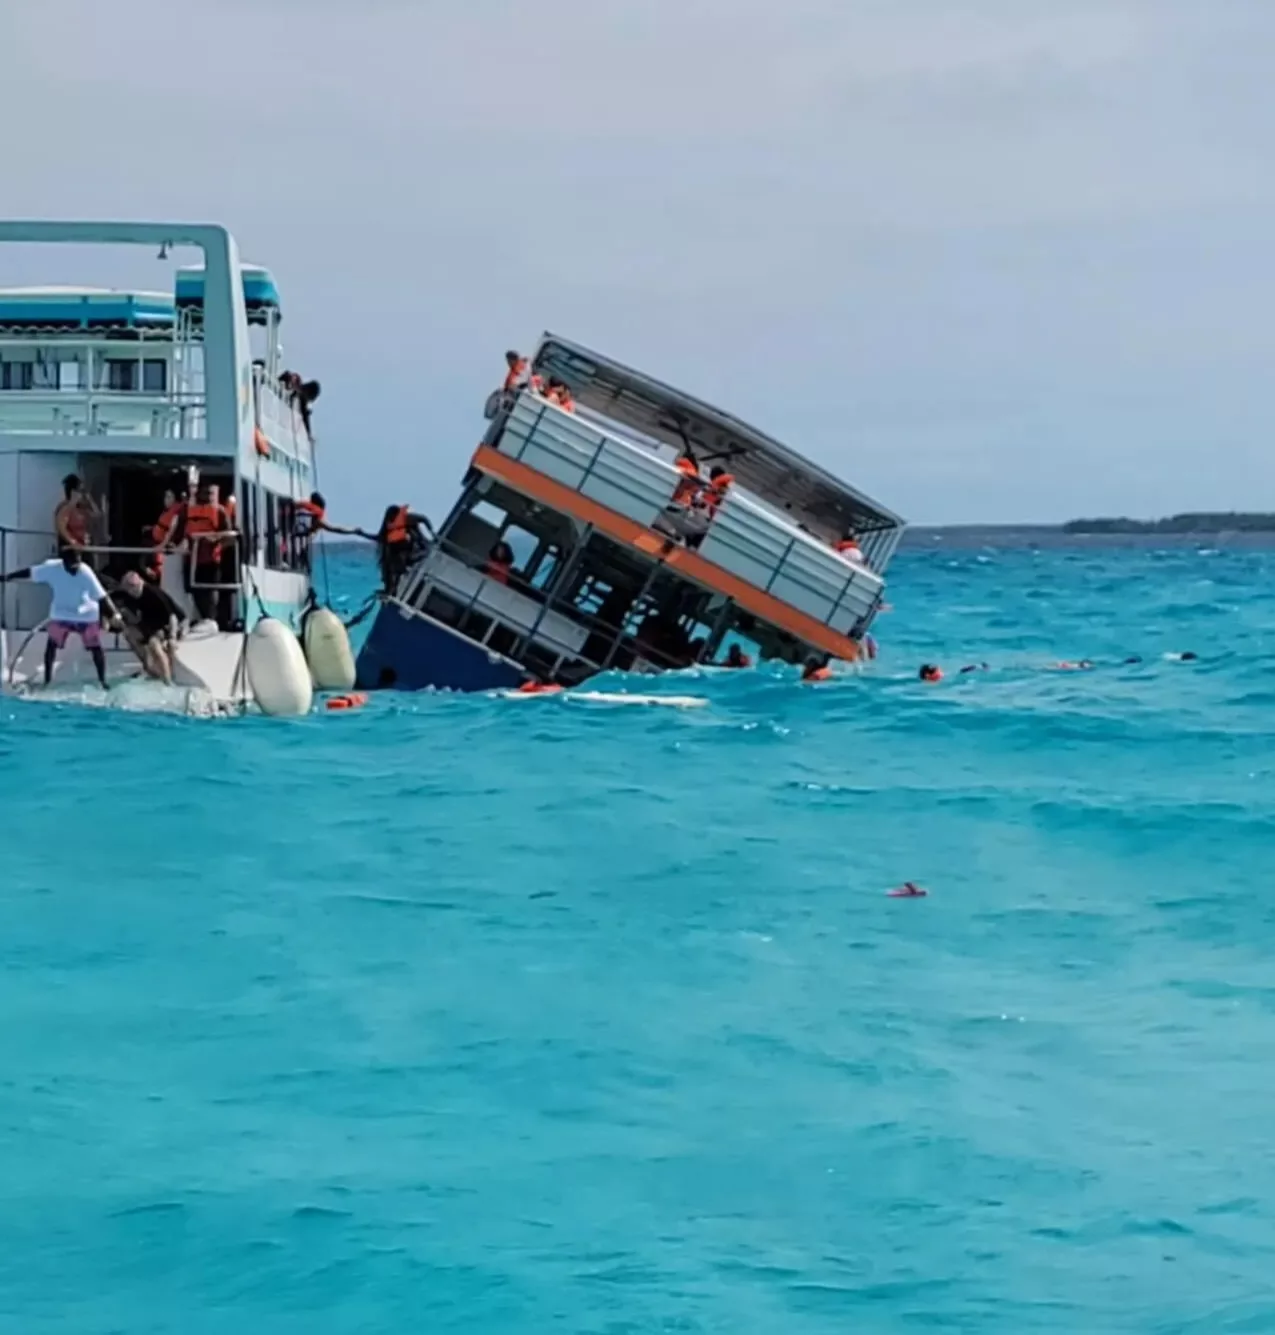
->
3 0 1272 525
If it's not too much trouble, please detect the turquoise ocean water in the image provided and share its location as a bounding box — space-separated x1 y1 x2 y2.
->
3 542 1274 1332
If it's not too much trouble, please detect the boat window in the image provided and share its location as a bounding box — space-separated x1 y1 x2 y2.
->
500 524 538 571
0 361 33 390
105 358 137 392
57 360 81 391
527 544 561 591
142 359 167 393
264 492 280 566
470 499 506 529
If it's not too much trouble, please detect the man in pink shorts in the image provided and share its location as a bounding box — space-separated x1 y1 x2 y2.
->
0 547 123 688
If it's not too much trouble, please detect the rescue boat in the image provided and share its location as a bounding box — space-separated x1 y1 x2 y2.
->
356 335 905 691
0 221 328 712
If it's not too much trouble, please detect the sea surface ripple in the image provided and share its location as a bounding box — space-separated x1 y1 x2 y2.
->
3 542 1274 1333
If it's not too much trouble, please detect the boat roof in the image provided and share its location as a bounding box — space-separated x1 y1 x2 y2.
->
0 286 175 328
531 333 905 536
175 263 280 312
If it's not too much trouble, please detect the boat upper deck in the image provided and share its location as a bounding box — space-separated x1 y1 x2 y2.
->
0 264 306 465
531 334 905 551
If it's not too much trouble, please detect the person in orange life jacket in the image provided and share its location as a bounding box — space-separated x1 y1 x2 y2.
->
485 540 515 584
701 466 735 515
835 530 865 564
503 350 529 392
721 643 753 669
801 655 832 682
670 449 704 506
147 487 185 575
53 473 101 553
171 483 230 626
544 379 576 412
376 503 434 592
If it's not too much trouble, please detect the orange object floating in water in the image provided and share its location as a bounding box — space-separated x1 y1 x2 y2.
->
517 681 563 695
325 692 368 711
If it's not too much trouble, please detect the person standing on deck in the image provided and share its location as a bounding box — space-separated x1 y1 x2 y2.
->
0 548 123 688
53 474 101 554
170 483 231 626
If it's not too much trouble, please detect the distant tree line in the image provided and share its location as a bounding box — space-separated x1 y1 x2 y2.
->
1063 512 1275 535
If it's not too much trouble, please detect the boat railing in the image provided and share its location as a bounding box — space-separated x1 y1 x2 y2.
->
252 366 314 465
0 386 207 440
488 392 885 638
396 533 739 676
0 525 241 632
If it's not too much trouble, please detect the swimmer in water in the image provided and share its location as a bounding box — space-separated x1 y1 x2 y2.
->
919 664 943 682
959 663 989 674
801 656 832 682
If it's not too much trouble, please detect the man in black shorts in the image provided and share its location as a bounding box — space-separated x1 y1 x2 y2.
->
112 570 188 684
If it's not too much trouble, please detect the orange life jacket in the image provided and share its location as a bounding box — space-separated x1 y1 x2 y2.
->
671 456 702 506
726 650 752 668
702 472 735 513
294 498 325 537
151 500 183 546
485 558 512 584
836 539 863 560
184 502 227 563
557 391 576 413
383 506 410 546
803 664 832 682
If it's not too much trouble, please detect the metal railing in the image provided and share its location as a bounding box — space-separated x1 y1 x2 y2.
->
0 525 243 632
488 393 888 635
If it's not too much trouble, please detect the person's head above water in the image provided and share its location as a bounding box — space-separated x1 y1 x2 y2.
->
1180 651 1199 661
59 546 82 573
919 664 943 682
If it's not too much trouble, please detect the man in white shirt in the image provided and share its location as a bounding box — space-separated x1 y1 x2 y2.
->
0 548 123 688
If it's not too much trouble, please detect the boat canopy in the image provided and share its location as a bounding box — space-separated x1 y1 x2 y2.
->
175 264 280 321
530 334 904 539
0 286 174 329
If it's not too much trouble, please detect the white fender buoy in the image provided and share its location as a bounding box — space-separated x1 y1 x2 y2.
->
245 618 313 717
303 606 356 691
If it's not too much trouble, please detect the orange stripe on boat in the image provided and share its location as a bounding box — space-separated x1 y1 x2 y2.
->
470 445 860 661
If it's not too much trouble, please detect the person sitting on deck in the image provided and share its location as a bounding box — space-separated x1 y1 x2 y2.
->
0 548 123 689
375 504 434 593
544 379 576 412
110 570 188 685
53 474 101 554
835 530 866 564
485 541 515 584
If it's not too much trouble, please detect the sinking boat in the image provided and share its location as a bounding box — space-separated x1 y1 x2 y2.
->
355 334 906 692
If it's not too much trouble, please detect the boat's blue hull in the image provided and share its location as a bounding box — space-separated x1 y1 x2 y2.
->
355 603 525 693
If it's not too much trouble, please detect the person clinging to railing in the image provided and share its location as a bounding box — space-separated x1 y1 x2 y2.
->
835 529 866 564
0 547 123 689
374 504 434 593
170 482 231 627
701 466 735 516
